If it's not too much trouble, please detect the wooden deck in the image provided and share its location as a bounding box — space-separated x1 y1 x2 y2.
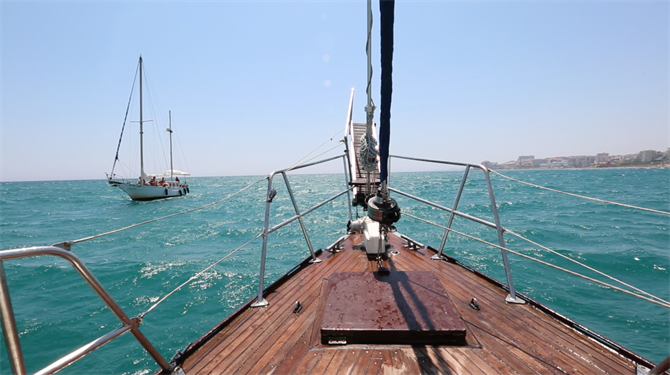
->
177 232 644 375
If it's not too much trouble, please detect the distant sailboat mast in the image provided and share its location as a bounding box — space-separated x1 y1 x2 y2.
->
139 56 145 180
168 111 174 181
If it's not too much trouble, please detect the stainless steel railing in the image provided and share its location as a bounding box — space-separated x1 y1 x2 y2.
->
250 153 522 306
252 154 353 308
0 155 353 373
389 155 524 304
0 246 171 375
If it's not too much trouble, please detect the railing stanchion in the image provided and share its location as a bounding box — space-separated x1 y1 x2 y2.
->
342 154 353 222
252 156 353 308
343 88 356 223
252 174 275 308
0 260 26 375
390 155 526 304
281 172 320 263
484 168 524 304
434 166 470 259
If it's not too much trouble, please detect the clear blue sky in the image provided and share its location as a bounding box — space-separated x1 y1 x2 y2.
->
1 1 668 182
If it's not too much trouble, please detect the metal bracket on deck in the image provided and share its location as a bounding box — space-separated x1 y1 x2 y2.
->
400 234 424 251
637 364 651 375
326 235 348 253
431 253 447 260
309 257 322 264
251 298 269 308
505 294 526 304
328 244 342 253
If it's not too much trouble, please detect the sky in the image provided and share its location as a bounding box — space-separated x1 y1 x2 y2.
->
1 1 668 182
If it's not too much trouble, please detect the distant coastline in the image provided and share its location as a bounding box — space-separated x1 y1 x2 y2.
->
483 148 669 170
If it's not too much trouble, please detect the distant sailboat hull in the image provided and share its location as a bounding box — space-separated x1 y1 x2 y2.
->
109 181 189 201
107 57 191 201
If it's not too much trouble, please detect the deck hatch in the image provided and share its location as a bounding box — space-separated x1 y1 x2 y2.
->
320 271 467 345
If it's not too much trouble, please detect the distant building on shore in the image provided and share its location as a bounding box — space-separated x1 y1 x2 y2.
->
483 149 668 170
568 155 596 168
596 153 609 163
639 150 662 163
517 155 534 167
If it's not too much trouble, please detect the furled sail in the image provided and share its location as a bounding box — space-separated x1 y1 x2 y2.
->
378 0 394 185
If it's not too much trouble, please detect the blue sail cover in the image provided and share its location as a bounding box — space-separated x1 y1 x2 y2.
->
379 0 395 184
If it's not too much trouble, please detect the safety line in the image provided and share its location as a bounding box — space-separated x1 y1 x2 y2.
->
491 170 670 216
286 128 344 171
66 177 266 246
138 232 263 319
401 212 670 309
504 229 668 306
286 143 345 173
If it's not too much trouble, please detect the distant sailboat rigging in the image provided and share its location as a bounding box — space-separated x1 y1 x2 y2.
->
107 56 190 201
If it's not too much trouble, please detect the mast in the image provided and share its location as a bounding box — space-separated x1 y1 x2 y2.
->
168 111 173 181
139 56 145 179
366 0 400 229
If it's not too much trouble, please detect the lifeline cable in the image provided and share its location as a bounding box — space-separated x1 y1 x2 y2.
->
491 170 670 216
504 229 668 306
63 177 266 247
286 128 344 172
138 232 263 319
286 143 345 173
401 211 670 309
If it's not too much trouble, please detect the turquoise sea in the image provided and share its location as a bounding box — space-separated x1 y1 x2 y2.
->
1 168 668 374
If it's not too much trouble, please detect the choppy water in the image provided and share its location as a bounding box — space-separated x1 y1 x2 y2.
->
0 168 668 374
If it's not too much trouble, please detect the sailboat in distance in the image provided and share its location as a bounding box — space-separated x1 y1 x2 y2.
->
106 56 190 201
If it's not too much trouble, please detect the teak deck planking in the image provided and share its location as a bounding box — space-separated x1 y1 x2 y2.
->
180 232 641 375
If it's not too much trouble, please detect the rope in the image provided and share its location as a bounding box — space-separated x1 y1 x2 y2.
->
67 177 266 246
363 0 377 149
505 229 669 306
138 232 263 319
286 143 345 173
490 170 670 216
286 128 344 172
110 64 139 178
359 134 379 173
401 212 670 309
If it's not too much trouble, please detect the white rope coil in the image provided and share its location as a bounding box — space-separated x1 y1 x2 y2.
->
359 134 379 173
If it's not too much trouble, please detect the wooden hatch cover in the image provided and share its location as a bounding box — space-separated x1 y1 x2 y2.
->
320 271 467 345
